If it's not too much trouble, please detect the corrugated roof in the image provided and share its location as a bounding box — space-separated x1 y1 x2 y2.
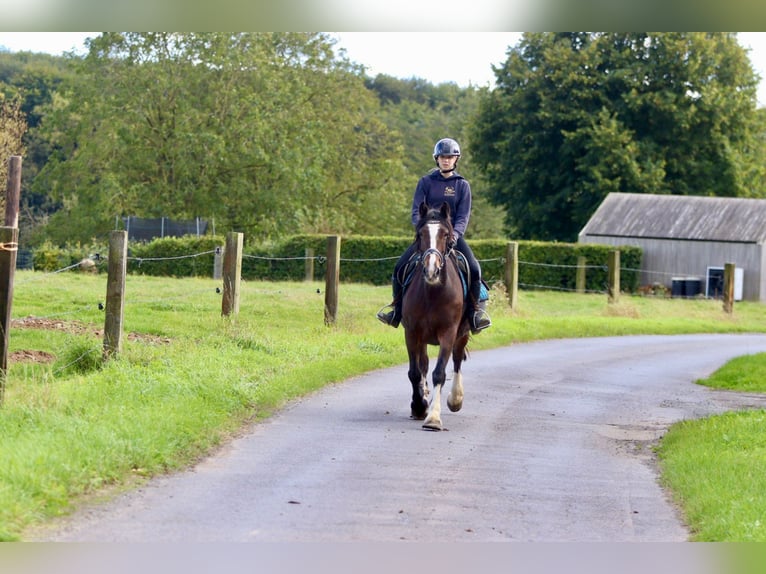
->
579 193 766 243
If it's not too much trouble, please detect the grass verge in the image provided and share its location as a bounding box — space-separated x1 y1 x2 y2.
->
657 353 766 541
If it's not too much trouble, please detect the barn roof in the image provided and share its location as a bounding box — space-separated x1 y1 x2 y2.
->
579 193 766 244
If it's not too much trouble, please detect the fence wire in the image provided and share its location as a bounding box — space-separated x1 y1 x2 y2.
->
11 243 732 375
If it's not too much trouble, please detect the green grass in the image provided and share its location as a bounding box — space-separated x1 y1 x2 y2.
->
657 353 766 541
3 270 766 540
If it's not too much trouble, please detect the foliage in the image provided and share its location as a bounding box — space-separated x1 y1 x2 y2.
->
367 74 509 239
0 93 26 215
128 236 223 277
0 51 74 240
31 240 107 272
30 33 411 245
471 32 766 241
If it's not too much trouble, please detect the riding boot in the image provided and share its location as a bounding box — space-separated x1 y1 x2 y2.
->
376 277 403 328
468 278 491 334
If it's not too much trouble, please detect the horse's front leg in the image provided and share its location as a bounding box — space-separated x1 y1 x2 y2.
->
447 333 469 413
407 338 428 420
423 342 452 431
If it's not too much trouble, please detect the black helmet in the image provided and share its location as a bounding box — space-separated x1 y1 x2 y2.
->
433 138 461 159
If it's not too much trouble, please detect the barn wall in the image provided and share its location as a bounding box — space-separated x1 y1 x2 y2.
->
578 235 764 301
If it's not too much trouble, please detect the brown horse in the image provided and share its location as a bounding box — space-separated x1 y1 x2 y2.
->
402 202 471 431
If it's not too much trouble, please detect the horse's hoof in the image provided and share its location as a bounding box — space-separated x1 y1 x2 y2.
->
411 400 428 420
422 419 442 431
447 399 463 413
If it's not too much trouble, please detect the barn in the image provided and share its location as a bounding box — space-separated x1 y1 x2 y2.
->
578 192 766 302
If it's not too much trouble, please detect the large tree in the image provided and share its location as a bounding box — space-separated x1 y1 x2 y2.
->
471 32 766 241
32 33 410 244
0 94 26 216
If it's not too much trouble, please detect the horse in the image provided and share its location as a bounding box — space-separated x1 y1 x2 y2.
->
402 201 471 431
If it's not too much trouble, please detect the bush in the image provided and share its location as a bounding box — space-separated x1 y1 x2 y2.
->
32 241 109 273
128 236 224 277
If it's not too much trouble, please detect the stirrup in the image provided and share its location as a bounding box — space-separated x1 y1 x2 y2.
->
376 305 400 328
471 309 491 334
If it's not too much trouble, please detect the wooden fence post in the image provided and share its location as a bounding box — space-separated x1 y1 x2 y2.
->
505 241 518 310
723 262 735 314
324 235 341 325
213 245 223 280
576 256 586 294
221 232 243 317
0 155 21 404
103 230 127 360
305 247 314 282
608 250 620 304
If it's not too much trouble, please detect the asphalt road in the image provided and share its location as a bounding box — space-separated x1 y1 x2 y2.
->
31 334 766 542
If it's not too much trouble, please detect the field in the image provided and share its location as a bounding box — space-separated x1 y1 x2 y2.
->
2 270 766 541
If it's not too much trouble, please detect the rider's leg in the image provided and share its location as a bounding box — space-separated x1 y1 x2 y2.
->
377 244 415 328
377 276 403 327
455 237 491 333
469 275 491 333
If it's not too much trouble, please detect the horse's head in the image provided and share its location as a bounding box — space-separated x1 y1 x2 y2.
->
415 202 454 285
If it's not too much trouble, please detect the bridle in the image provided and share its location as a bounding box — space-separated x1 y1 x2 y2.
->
417 217 454 283
422 247 445 271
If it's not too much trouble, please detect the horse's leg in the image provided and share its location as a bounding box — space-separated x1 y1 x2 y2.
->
447 333 469 412
407 336 428 420
423 340 452 431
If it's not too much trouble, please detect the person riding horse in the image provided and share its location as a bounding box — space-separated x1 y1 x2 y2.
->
377 137 491 334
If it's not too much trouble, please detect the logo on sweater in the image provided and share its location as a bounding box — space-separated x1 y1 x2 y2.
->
444 185 456 196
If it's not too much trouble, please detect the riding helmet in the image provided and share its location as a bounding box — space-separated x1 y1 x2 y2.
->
433 138 461 159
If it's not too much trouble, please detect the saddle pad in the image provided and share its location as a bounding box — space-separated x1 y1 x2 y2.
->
400 250 484 301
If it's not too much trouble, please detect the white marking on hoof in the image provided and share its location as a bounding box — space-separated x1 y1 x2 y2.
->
447 371 464 412
422 384 442 430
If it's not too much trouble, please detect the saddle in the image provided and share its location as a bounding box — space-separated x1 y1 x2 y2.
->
397 250 488 302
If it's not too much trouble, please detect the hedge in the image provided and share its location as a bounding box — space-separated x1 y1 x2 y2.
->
28 234 642 294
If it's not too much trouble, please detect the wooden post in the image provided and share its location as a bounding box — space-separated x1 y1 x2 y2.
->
213 245 223 280
576 256 586 294
103 230 127 360
608 250 620 304
504 241 518 310
221 232 243 317
0 155 21 404
723 262 735 314
4 156 21 228
324 235 341 325
305 247 315 282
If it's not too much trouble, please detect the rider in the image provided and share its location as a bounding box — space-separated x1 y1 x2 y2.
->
377 137 491 334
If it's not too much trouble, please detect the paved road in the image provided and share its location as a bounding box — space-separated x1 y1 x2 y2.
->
31 334 766 542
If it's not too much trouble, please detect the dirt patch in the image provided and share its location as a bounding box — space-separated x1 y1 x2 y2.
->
10 349 56 363
12 316 171 344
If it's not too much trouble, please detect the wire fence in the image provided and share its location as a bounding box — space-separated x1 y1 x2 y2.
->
16 244 728 300
8 245 735 376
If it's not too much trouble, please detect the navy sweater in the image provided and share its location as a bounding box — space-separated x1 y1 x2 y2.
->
410 169 472 240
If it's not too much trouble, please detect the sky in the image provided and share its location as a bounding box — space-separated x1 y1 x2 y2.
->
1 32 766 105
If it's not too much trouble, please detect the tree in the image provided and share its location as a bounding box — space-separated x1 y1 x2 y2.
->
471 32 766 241
32 33 410 244
0 51 72 240
0 94 26 216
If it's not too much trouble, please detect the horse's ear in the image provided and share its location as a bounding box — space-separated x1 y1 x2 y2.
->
419 202 429 219
440 202 451 218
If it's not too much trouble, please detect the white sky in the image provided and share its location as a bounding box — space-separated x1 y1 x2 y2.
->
1 32 766 105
